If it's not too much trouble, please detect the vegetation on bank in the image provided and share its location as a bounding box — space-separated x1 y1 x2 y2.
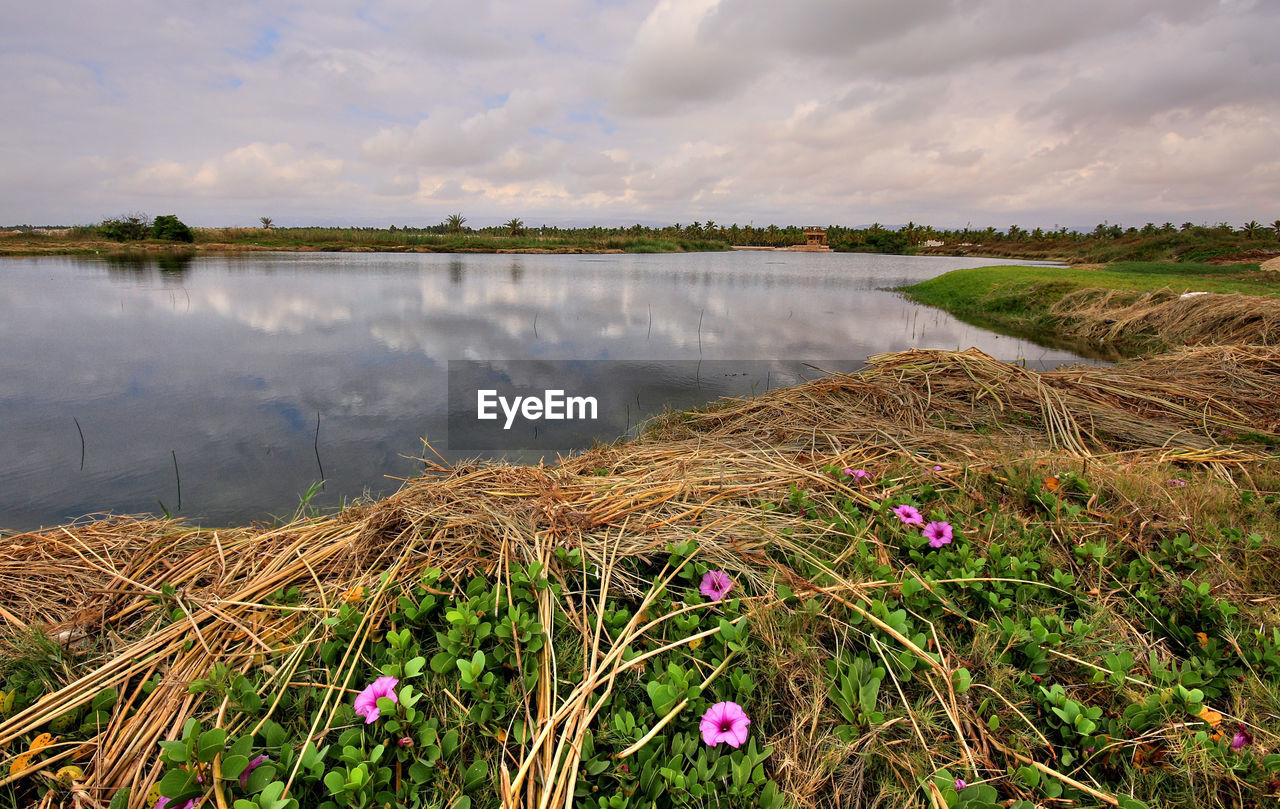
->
902 262 1280 357
2 346 1279 808
4 215 1277 259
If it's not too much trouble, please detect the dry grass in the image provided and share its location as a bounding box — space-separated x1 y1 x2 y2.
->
1 346 1278 807
1051 288 1280 349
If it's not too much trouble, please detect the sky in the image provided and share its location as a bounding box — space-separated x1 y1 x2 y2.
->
3 0 1278 230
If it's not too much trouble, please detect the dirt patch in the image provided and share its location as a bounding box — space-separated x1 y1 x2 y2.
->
1261 257 1280 272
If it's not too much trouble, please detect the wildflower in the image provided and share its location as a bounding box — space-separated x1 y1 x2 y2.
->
700 702 751 748
892 504 924 526
923 521 954 549
238 754 269 790
845 468 871 481
954 778 967 791
398 737 414 748
154 799 196 809
932 465 943 472
1169 478 1187 487
700 570 734 602
1231 725 1253 751
354 676 400 724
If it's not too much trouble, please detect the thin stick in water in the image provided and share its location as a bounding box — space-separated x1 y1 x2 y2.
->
74 417 85 471
171 450 181 510
314 412 325 486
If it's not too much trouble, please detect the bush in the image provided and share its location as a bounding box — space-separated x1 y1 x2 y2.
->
98 213 151 242
151 214 194 243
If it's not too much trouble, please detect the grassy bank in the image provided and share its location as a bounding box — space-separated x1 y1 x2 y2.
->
0 228 731 256
903 262 1280 356
2 346 1279 808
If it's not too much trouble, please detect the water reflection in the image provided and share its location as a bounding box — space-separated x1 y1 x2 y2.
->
0 251 1084 531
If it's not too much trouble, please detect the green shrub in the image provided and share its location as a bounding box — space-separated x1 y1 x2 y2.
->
151 214 194 243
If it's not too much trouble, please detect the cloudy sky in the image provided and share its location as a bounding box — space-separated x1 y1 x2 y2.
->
3 0 1277 229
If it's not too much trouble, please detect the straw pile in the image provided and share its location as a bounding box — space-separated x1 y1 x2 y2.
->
1049 287 1280 349
1 346 1278 807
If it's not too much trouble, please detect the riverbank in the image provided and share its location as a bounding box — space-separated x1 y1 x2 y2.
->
0 229 732 256
902 261 1280 356
2 345 1278 808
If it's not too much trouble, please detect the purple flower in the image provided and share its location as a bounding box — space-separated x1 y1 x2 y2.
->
893 504 924 526
700 701 751 748
954 778 967 791
1231 725 1253 751
239 754 269 790
932 465 943 472
845 468 871 481
1169 478 1188 487
700 570 734 602
923 521 954 548
154 799 196 809
353 676 399 724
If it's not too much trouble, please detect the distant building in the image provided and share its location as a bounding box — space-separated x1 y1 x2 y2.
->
789 227 832 252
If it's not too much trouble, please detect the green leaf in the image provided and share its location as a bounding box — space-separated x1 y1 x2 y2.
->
221 754 250 780
92 688 118 712
157 769 197 799
463 759 489 791
323 770 346 795
245 764 278 794
441 729 460 758
197 728 228 763
404 656 427 677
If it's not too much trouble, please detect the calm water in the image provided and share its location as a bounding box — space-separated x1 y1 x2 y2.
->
0 251 1086 531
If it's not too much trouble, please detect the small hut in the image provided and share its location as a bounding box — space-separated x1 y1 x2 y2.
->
789 227 832 251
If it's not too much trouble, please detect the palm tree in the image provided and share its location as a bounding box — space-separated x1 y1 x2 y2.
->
1241 220 1262 238
504 218 525 236
445 213 467 233
259 217 273 230
1272 220 1280 239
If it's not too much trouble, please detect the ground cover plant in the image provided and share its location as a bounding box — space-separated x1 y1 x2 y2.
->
1 346 1278 808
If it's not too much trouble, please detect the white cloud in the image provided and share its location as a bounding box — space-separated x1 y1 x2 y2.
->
1 0 1278 227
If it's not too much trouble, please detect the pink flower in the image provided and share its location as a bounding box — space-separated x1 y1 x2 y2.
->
923 521 954 548
1231 725 1253 751
1169 478 1188 487
354 676 399 724
954 778 967 791
893 504 924 526
932 465 943 472
239 754 269 790
700 570 733 602
700 701 751 748
154 799 196 809
845 468 871 481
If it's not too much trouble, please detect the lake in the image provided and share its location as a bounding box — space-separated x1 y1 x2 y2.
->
0 250 1086 531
